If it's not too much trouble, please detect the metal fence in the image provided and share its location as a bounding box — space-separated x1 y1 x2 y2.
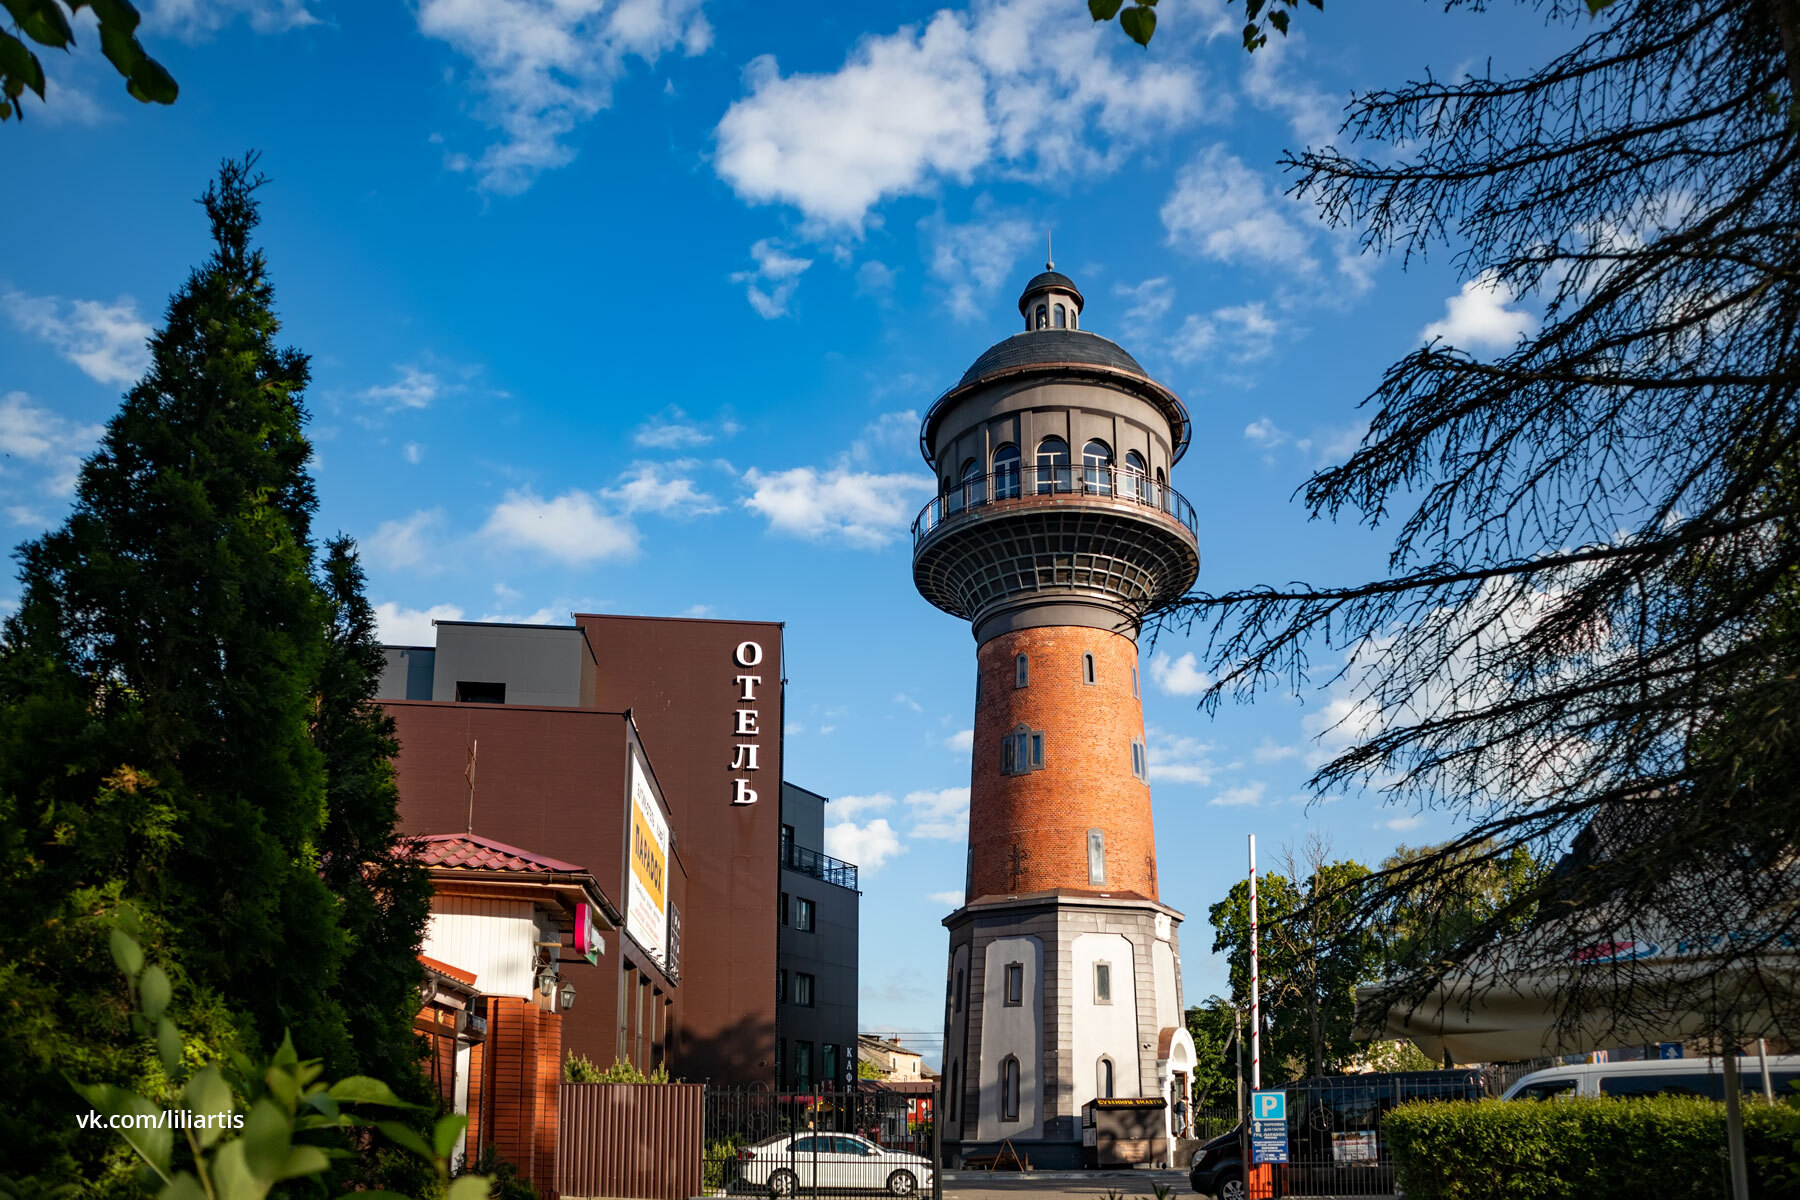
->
1255 1071 1487 1197
557 1082 704 1200
1189 1105 1239 1143
702 1085 940 1199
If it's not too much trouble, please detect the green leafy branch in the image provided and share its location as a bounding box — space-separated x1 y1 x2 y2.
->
1088 0 1324 49
1 0 176 122
73 908 486 1200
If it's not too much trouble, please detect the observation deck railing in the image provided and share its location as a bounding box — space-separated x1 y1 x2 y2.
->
911 464 1199 549
782 841 860 892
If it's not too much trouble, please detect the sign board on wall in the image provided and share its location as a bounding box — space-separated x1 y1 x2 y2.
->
1250 1090 1288 1164
626 751 670 965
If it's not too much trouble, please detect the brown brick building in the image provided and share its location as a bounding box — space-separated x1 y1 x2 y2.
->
912 267 1202 1167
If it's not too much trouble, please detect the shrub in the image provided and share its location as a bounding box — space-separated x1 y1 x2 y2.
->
1386 1096 1800 1200
564 1052 670 1084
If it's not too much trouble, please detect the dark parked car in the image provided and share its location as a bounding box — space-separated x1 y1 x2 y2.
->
1188 1069 1488 1199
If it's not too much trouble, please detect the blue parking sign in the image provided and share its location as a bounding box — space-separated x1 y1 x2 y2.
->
1252 1091 1286 1121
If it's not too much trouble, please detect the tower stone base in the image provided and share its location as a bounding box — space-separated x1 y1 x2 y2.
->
940 892 1197 1169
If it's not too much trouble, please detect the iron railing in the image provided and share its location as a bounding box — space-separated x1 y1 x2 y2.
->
783 843 860 892
911 465 1199 548
703 1084 938 1198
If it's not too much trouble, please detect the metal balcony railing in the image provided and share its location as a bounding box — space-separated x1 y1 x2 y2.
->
911 465 1199 548
783 842 860 891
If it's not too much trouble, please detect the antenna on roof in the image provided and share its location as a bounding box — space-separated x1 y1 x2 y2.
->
1046 231 1054 270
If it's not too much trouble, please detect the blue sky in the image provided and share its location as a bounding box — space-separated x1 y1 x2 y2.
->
5 0 1580 1063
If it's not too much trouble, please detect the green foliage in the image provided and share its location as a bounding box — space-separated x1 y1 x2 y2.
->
702 1136 748 1192
1184 999 1239 1108
1386 1097 1800 1200
563 1053 669 1084
0 155 430 1194
465 1146 538 1200
1373 840 1545 977
54 919 486 1200
857 1058 882 1080
1088 0 1321 49
1 0 175 121
1209 852 1370 1080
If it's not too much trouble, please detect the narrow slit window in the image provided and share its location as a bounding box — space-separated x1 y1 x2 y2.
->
1016 654 1029 688
1083 653 1096 685
1001 1056 1021 1120
1094 961 1112 1004
1004 962 1024 1006
1088 829 1106 885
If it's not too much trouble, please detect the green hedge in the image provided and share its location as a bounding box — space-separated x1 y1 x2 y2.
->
1385 1096 1800 1200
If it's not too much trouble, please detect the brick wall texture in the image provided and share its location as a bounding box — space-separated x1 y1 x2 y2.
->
970 626 1158 901
482 997 562 1192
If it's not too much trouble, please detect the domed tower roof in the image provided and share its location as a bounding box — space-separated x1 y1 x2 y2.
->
1017 269 1084 315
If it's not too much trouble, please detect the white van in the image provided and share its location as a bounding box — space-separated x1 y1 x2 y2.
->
1501 1055 1800 1101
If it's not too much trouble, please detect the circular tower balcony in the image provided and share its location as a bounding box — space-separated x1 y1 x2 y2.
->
911 464 1201 639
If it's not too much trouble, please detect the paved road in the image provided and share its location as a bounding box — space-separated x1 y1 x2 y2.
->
942 1169 1191 1200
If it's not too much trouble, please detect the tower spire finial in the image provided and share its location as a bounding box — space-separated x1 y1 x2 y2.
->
1046 231 1054 270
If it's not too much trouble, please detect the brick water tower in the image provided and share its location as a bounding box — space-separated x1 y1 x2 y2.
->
913 265 1201 1168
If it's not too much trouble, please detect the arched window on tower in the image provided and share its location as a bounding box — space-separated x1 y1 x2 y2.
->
1053 303 1066 328
1155 466 1169 512
1083 438 1114 495
1016 654 1029 688
1098 1057 1115 1099
1088 828 1106 885
1083 652 1096 685
1035 304 1049 329
1069 306 1077 329
958 457 983 510
1036 437 1070 494
994 443 1021 498
1125 450 1150 503
1000 1056 1021 1121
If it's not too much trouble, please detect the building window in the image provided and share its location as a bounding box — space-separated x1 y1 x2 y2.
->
823 1043 840 1089
1002 725 1046 775
777 968 788 1003
1095 961 1113 1004
1035 304 1048 329
1036 437 1070 494
1083 652 1096 686
794 1041 813 1092
954 968 965 1013
1004 961 1024 1006
1088 829 1106 885
1015 653 1029 688
454 681 505 704
795 972 815 1007
1083 439 1114 494
1125 450 1150 502
961 457 985 507
1132 665 1139 698
781 823 795 860
1000 1056 1021 1121
1053 303 1066 327
1099 1057 1115 1099
1131 737 1148 781
994 443 1022 498
795 896 816 932
779 892 789 926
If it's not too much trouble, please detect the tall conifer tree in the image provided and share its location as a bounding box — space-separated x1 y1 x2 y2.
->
0 157 427 1188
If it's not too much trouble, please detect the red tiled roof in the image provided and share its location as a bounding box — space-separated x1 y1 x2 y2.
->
409 832 586 875
419 954 478 986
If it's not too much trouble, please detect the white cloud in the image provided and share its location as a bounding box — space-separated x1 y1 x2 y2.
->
847 410 919 465
1240 34 1339 149
943 728 974 753
1169 301 1280 365
1244 417 1288 447
0 391 104 497
1383 815 1424 832
905 786 970 839
365 509 447 571
713 0 1204 230
741 466 933 548
730 238 813 319
1422 271 1536 352
1145 727 1219 786
1115 276 1174 323
374 601 464 645
1209 781 1267 807
825 817 904 870
480 489 638 563
363 366 444 410
7 505 49 526
1253 738 1299 764
856 260 897 296
682 603 716 617
147 0 320 38
894 691 925 713
832 793 897 820
1149 650 1210 696
1162 145 1316 273
419 0 712 193
923 209 1035 318
927 890 964 907
4 290 151 385
634 406 733 449
603 460 722 517
403 442 426 464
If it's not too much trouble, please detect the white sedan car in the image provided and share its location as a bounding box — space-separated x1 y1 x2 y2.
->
736 1133 933 1196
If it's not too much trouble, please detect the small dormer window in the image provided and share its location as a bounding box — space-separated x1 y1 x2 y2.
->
1053 303 1066 328
1069 307 1077 329
1035 304 1048 329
